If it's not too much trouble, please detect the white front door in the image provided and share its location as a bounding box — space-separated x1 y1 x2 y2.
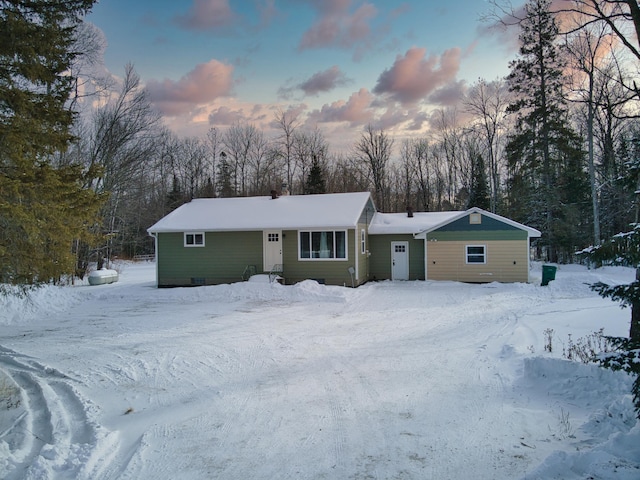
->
263 230 283 272
391 241 409 280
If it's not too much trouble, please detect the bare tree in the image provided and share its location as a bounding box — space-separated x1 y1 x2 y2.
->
292 128 329 193
565 19 616 244
432 108 467 208
464 78 509 212
82 64 162 265
274 108 301 192
223 123 261 196
354 124 394 211
68 21 113 111
205 127 222 195
489 1 640 105
247 128 271 195
325 154 369 193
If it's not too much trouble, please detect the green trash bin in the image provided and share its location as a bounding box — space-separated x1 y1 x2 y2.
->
541 264 557 286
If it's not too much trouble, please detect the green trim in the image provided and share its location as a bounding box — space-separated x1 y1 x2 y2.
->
436 214 520 232
427 230 527 241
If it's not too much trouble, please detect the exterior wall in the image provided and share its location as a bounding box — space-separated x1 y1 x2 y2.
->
368 234 425 281
281 229 364 286
156 231 263 286
426 239 530 283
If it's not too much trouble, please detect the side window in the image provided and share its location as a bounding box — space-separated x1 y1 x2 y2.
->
361 229 366 254
466 245 486 264
185 232 205 247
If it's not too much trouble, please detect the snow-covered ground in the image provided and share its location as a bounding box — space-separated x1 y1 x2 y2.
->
0 262 638 479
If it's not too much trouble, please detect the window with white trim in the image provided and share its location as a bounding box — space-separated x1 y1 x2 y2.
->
466 245 486 264
360 229 366 254
299 231 347 260
184 232 205 247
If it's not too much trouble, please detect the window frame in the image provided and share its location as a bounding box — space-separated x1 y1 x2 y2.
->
298 230 348 261
465 244 486 264
184 232 205 247
360 229 366 255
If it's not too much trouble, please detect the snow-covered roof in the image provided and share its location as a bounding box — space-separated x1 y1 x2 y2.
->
147 192 373 233
370 207 541 238
368 211 460 235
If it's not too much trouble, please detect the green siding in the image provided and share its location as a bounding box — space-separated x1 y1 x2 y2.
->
436 213 520 232
427 230 528 241
282 229 362 286
157 231 262 286
368 234 425 281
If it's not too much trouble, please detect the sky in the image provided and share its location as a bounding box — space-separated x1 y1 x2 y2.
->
85 0 519 150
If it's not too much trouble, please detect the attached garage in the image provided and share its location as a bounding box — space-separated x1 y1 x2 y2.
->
368 208 540 283
415 209 541 283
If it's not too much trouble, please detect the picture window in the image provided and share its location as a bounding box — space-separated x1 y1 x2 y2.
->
299 231 347 260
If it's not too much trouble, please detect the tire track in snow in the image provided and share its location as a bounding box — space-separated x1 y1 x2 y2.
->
0 345 119 480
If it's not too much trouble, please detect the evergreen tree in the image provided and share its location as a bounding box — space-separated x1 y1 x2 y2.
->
0 0 102 284
504 0 590 262
215 152 235 198
467 155 490 210
304 155 326 195
582 225 640 417
166 175 185 211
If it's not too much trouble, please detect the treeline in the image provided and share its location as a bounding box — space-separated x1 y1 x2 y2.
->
2 0 640 285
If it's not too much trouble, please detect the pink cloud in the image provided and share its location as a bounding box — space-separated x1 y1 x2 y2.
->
174 0 236 31
428 80 467 106
147 60 234 116
279 66 351 98
300 66 350 95
373 47 461 105
208 106 246 125
307 88 374 126
298 1 377 51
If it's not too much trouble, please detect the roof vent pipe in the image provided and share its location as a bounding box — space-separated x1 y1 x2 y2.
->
406 206 414 218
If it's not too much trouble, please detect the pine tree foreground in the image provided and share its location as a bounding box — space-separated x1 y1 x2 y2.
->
581 225 640 417
0 0 103 284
